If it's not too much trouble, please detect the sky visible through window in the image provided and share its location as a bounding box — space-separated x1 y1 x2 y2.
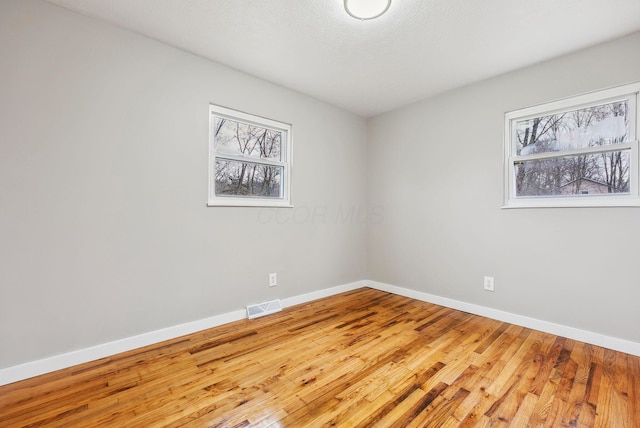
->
514 101 630 197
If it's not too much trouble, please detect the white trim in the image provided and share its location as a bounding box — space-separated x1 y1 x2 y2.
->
503 82 640 208
3 278 638 386
215 153 288 168
281 280 366 308
506 83 640 121
207 199 294 208
0 280 365 386
0 310 246 387
513 141 634 162
208 104 293 208
366 280 640 357
502 195 640 208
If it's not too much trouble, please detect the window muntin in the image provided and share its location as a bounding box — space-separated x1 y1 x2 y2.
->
504 83 640 208
209 105 292 207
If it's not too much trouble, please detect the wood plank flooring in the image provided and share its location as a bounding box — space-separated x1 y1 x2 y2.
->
1 288 639 427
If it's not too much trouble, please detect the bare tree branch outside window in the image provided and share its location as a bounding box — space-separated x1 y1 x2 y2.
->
504 83 640 208
514 101 630 197
208 105 291 206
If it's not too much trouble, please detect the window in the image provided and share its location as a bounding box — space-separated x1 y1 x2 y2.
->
504 82 640 208
208 105 292 207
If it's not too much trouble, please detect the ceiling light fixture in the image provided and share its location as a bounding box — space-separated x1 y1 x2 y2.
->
344 0 392 20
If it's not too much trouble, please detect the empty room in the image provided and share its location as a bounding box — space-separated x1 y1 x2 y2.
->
1 0 640 426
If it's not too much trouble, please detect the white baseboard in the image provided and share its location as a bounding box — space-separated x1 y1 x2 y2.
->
282 280 366 308
3 278 637 386
0 280 366 386
366 280 640 357
0 309 246 387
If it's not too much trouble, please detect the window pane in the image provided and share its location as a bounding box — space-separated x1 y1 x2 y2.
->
214 117 282 161
215 159 283 198
515 100 630 156
515 150 630 197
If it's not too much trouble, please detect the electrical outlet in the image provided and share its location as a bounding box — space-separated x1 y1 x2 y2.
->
269 273 277 287
483 276 495 292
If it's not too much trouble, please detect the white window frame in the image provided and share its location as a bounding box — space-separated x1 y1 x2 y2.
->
208 104 292 207
503 82 640 208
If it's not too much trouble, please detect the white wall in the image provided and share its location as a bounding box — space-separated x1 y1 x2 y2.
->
0 0 367 369
3 0 640 374
368 31 640 344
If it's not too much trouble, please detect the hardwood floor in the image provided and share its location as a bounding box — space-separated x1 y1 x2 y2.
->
1 288 639 427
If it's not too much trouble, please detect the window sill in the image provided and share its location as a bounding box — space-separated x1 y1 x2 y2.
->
207 199 293 208
502 196 640 209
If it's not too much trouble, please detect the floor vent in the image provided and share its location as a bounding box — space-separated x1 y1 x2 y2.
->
247 299 283 319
